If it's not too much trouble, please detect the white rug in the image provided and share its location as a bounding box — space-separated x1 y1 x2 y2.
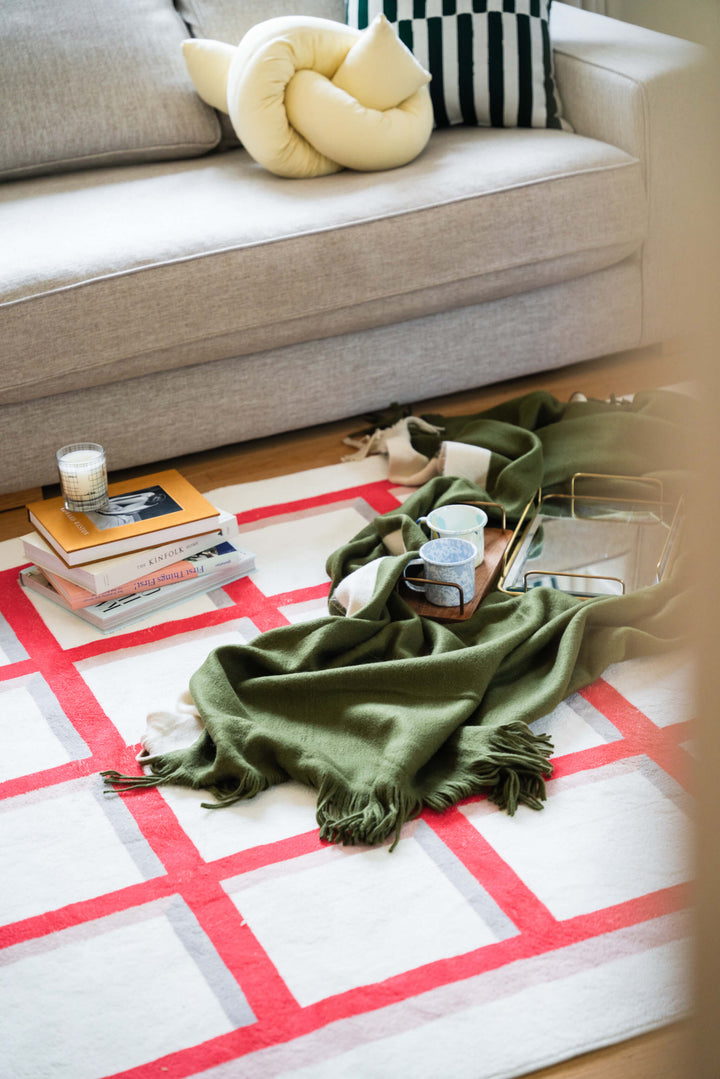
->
0 457 693 1079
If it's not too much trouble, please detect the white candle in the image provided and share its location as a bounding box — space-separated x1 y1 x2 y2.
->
56 443 108 511
58 449 103 496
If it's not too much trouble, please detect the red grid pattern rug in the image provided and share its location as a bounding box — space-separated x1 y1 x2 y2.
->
0 457 694 1079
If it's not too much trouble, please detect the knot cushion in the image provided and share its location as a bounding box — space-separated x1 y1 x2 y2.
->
182 14 433 178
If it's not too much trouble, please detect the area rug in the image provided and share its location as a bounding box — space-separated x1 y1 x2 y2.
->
0 455 694 1079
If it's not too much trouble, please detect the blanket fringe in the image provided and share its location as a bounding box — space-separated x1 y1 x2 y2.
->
314 724 553 850
425 722 554 816
102 723 553 848
100 769 164 794
316 782 423 852
100 760 270 807
486 722 554 812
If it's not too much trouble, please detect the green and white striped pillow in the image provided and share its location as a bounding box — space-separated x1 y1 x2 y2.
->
346 0 566 130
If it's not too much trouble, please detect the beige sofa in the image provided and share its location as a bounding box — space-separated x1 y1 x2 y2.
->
0 0 710 496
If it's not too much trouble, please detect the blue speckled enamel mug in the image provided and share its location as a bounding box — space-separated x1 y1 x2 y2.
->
403 537 476 607
416 504 488 566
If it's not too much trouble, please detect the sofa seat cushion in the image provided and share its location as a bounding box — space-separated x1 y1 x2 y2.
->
0 126 645 404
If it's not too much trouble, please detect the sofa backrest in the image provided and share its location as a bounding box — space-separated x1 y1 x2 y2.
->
1 0 345 183
175 0 345 44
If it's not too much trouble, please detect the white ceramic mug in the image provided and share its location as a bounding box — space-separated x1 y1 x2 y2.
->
403 537 476 607
416 504 488 566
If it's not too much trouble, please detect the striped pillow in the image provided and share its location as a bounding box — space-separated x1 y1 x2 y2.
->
346 0 566 130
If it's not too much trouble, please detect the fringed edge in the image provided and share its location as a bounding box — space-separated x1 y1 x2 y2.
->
103 723 553 850
100 769 164 794
485 722 554 813
100 757 271 808
316 782 424 852
424 722 554 816
314 723 553 852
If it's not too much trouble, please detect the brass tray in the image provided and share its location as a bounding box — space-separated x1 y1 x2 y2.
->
497 474 683 599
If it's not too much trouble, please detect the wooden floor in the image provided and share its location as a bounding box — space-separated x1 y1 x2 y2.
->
0 343 696 1077
0 342 692 544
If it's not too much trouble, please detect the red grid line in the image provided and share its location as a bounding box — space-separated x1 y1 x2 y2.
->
94 868 691 1079
579 678 693 790
233 481 401 527
423 805 559 934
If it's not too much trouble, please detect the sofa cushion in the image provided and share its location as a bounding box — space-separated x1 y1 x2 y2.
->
0 127 646 404
346 0 567 130
0 0 221 182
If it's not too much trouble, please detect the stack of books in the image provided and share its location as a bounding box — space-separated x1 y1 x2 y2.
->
19 469 255 631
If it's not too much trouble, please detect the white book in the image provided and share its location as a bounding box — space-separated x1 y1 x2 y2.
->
21 509 240 593
19 543 255 632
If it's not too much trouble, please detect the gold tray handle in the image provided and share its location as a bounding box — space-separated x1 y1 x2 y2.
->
524 570 625 596
569 472 665 507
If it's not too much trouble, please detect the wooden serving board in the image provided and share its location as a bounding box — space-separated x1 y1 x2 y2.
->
399 527 514 622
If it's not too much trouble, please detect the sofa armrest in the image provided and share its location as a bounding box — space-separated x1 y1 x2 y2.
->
551 2 715 348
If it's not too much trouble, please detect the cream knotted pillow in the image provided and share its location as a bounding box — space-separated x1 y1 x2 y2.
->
182 14 433 178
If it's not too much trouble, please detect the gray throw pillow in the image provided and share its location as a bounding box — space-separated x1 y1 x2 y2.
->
1 0 221 182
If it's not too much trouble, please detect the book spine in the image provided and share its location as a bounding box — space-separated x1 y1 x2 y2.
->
20 557 254 632
50 543 245 608
33 513 223 567
90 519 241 590
85 563 252 630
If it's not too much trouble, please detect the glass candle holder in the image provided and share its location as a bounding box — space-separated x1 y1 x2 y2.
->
56 443 109 513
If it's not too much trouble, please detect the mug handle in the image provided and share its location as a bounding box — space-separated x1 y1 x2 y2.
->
403 558 427 593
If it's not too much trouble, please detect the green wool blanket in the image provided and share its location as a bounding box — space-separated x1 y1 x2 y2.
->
104 390 694 848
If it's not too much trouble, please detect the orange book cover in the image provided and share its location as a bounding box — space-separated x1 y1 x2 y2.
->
27 470 221 566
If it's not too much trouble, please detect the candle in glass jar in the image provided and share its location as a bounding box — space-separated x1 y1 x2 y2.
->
56 443 109 512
